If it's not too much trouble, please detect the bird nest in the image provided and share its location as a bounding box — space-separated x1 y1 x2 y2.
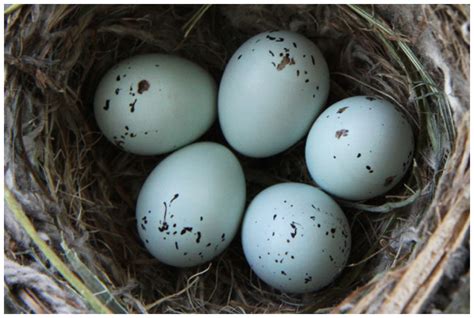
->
4 4 470 314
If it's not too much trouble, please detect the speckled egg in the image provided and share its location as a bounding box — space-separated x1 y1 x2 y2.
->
94 54 216 155
136 142 246 267
305 96 415 201
218 30 330 158
241 183 351 294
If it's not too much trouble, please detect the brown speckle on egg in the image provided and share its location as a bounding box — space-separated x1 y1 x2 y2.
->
337 107 348 113
335 129 349 139
384 175 396 186
276 55 295 71
137 80 150 94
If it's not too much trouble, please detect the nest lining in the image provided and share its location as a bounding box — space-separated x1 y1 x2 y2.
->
4 4 469 314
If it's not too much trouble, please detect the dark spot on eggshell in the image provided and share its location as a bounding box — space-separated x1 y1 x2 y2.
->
155 64 159 67
206 243 211 247
115 88 120 95
384 175 397 186
180 227 193 235
331 228 336 234
366 96 376 101
195 232 202 243
311 55 315 65
337 107 348 113
238 54 242 60
145 239 149 243
290 222 298 238
335 129 349 139
137 80 150 94
281 271 287 276
316 86 320 90
175 242 179 250
221 233 226 242
292 42 297 48
170 193 179 205
305 79 309 83
103 100 110 110
269 50 275 57
129 99 137 112
357 153 361 158
116 75 121 81
273 214 277 220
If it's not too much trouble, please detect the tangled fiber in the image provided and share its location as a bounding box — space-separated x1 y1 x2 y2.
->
4 4 470 313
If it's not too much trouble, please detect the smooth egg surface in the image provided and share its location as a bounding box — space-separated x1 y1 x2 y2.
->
241 183 351 293
94 54 216 155
136 142 246 267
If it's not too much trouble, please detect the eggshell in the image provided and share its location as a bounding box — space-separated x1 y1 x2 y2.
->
94 54 216 155
305 96 415 201
218 30 330 158
136 142 246 267
241 183 351 293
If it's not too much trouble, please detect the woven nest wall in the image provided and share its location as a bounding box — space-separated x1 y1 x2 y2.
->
4 4 470 314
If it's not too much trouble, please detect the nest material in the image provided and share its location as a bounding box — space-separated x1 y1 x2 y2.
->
4 4 470 314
